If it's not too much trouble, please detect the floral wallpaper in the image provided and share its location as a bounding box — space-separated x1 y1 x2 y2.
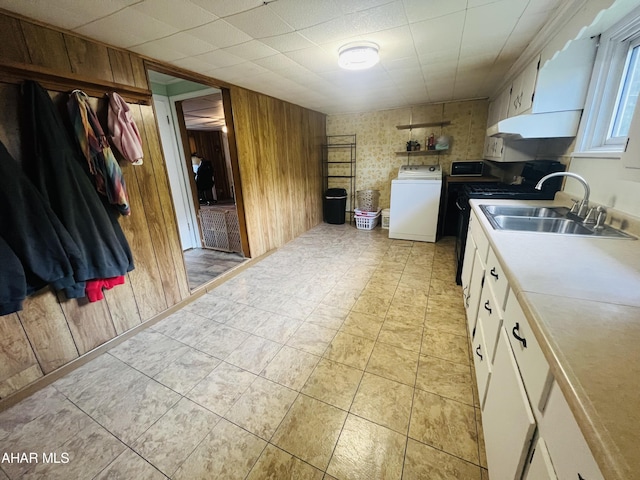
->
326 100 489 209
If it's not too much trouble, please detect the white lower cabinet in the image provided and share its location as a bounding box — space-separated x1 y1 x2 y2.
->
465 249 485 335
472 318 491 408
523 437 557 480
539 382 605 480
483 329 536 480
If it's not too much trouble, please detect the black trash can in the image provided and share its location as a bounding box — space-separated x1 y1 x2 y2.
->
323 188 348 224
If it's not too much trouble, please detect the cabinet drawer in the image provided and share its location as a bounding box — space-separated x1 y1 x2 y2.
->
465 249 485 336
503 295 553 414
486 248 509 311
523 437 557 480
540 382 604 480
469 210 489 266
472 318 492 408
483 329 536 480
477 280 503 364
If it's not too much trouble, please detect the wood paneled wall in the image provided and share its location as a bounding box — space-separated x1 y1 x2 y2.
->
0 14 190 399
0 11 326 402
229 88 325 257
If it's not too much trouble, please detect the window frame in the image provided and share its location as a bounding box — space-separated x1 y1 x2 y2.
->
575 11 640 157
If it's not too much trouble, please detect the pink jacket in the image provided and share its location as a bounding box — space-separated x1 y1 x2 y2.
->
108 92 143 165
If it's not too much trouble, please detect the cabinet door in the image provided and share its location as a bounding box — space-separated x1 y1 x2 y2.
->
508 56 540 117
523 437 557 480
495 87 512 122
621 97 640 178
540 383 605 480
503 295 553 415
472 318 492 408
461 231 476 309
466 250 485 335
483 329 536 480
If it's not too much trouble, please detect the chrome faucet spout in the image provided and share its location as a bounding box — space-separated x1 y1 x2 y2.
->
535 172 590 218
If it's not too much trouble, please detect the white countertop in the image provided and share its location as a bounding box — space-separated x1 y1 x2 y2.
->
470 198 640 480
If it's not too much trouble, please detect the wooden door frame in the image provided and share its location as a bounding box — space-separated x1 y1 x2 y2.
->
144 62 251 258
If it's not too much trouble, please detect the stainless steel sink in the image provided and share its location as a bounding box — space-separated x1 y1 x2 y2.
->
480 205 635 239
491 216 592 234
481 205 568 218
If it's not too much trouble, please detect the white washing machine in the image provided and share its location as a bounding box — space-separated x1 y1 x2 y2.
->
389 164 442 242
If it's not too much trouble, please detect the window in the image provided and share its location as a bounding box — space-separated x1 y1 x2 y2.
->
575 10 640 156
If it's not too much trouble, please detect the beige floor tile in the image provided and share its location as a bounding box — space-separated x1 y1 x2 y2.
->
403 438 482 480
151 310 221 347
225 305 273 333
225 335 282 374
89 378 180 445
272 395 347 470
431 259 457 281
321 287 361 310
378 321 423 352
324 332 375 370
429 277 461 296
416 355 474 405
246 444 324 480
481 467 490 480
195 325 250 360
23 421 125 480
366 342 419 386
253 313 302 343
327 414 406 480
422 328 470 365
109 329 190 377
385 300 427 327
302 358 363 410
286 322 337 355
352 294 391 318
187 362 256 416
392 284 429 308
260 346 320 391
403 263 431 277
425 294 468 336
340 311 384 340
398 272 432 290
361 282 397 301
174 419 266 480
225 377 298 440
276 296 319 320
476 408 488 469
94 448 166 480
306 304 350 330
409 390 479 465
133 398 220 476
350 373 413 434
153 348 220 395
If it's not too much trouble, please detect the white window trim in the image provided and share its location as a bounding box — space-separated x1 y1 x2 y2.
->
574 7 640 158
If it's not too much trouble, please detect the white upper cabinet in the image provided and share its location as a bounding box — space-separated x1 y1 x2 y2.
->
508 55 540 117
621 99 640 179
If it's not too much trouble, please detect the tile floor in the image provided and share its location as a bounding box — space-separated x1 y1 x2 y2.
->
0 224 488 479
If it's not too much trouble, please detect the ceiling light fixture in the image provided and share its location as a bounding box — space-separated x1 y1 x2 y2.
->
338 42 380 70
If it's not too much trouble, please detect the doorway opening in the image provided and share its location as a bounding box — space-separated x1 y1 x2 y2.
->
148 69 248 290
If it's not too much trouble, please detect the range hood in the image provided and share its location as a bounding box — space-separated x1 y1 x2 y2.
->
487 110 582 139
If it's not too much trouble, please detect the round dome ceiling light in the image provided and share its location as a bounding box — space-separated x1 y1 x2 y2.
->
338 42 380 70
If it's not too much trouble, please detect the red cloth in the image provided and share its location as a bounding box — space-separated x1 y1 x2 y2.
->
85 276 125 302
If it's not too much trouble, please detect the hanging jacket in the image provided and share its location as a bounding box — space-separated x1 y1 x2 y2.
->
0 140 86 310
107 92 143 165
67 89 131 216
21 81 134 295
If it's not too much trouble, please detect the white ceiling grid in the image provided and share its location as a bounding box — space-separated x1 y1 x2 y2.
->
0 0 562 114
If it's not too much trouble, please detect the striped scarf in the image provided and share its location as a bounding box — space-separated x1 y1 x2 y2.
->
68 90 131 216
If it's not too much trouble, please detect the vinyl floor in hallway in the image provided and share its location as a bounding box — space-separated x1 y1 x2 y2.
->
0 224 488 480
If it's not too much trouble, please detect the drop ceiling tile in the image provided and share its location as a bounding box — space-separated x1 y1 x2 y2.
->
267 0 342 30
223 41 280 61
260 32 318 52
348 1 409 36
195 49 245 68
410 11 465 57
0 0 139 30
189 20 253 48
253 54 301 72
511 11 553 38
360 26 414 60
74 8 179 48
157 32 218 57
463 0 528 43
299 17 355 45
190 0 263 17
285 47 339 73
132 0 218 29
130 39 186 62
171 56 221 74
383 57 422 71
417 49 462 65
207 62 271 82
225 6 295 38
523 0 559 15
403 0 467 23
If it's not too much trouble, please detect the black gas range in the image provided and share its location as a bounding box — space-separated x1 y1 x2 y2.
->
454 161 565 284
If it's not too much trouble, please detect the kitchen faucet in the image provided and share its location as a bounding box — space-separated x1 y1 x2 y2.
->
535 172 590 219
